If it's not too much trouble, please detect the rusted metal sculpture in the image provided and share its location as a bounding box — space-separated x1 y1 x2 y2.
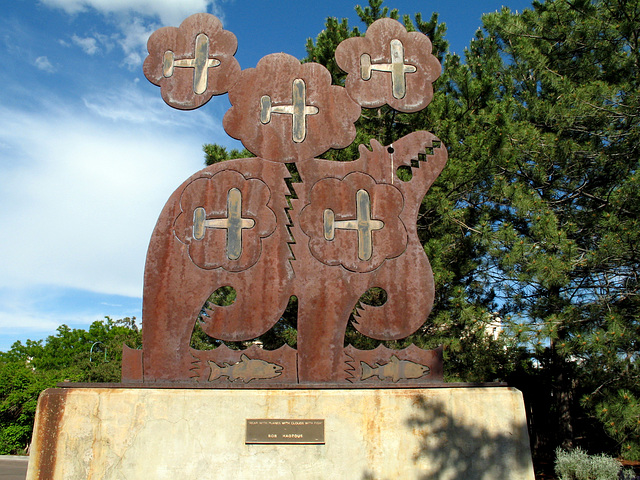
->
122 13 447 386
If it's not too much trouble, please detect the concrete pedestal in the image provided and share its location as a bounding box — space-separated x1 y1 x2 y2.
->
27 386 534 479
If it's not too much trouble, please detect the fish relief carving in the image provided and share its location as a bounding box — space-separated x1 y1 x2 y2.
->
360 356 430 383
207 354 283 383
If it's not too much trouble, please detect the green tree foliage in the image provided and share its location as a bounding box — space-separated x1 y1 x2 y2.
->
203 144 251 166
0 317 140 454
465 0 640 457
594 390 640 461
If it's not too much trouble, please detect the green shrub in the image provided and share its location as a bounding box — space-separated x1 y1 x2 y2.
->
555 447 622 480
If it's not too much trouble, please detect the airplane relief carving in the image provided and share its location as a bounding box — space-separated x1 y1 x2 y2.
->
122 13 447 386
143 14 240 109
223 53 361 162
335 17 441 111
173 171 276 271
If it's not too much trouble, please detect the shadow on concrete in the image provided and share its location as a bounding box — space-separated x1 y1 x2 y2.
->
361 393 533 480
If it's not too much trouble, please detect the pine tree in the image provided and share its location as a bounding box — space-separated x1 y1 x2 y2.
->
465 0 640 456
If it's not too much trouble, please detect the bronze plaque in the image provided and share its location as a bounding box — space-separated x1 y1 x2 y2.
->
246 419 325 444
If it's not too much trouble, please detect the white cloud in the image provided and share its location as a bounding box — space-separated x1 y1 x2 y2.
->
72 34 99 54
0 85 229 299
0 310 86 336
41 0 221 26
42 1 224 69
0 311 65 338
0 287 86 348
116 17 157 69
94 32 115 53
0 309 99 351
82 84 218 128
34 56 55 72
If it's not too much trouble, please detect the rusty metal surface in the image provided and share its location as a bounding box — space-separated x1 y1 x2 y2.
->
223 53 361 163
143 13 240 110
125 13 449 386
344 345 444 384
190 344 297 385
26 389 68 479
335 17 441 112
60 382 509 390
299 172 406 272
121 344 142 383
291 132 447 382
174 170 276 271
139 158 294 381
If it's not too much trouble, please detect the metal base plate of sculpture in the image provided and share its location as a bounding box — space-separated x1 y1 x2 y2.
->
123 13 448 386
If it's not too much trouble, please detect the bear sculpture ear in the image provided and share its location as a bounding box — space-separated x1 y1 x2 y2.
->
143 13 241 110
335 17 441 112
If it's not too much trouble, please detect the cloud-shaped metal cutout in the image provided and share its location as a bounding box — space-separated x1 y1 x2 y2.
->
335 18 441 112
223 53 361 162
173 170 276 272
299 172 407 273
143 13 241 110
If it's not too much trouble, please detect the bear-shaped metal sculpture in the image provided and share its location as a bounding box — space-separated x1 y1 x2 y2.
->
122 14 447 385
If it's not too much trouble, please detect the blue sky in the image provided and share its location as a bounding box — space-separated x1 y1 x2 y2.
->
0 0 533 352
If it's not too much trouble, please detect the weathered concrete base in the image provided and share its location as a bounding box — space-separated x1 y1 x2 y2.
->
27 387 534 480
